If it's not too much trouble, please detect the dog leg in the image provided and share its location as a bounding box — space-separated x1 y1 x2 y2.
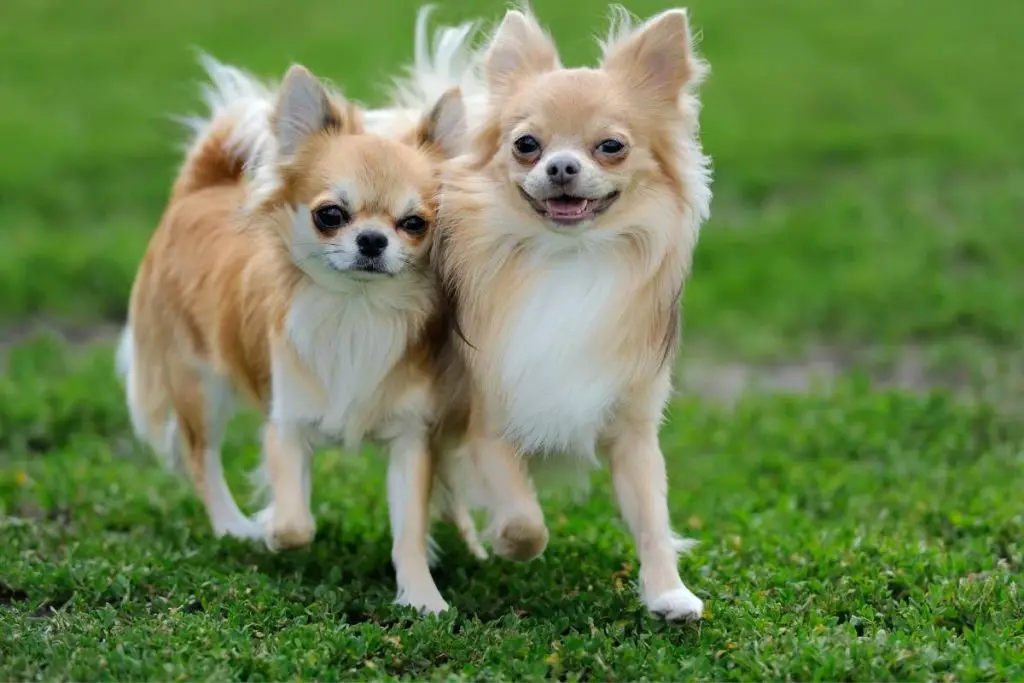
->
433 445 489 561
200 370 261 540
443 499 488 562
606 413 702 621
471 435 548 562
257 422 316 551
169 365 260 540
388 431 448 613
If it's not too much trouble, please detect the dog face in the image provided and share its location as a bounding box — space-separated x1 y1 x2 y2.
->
500 69 634 229
476 9 702 239
269 66 465 280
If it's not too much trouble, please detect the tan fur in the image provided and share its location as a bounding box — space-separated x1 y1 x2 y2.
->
131 135 452 500
427 7 712 619
123 61 478 613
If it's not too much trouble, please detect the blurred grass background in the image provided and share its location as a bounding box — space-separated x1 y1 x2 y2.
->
2 0 1022 358
1 0 1023 679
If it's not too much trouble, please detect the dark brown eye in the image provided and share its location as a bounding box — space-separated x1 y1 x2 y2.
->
513 134 542 160
312 204 349 232
398 215 427 234
596 139 626 156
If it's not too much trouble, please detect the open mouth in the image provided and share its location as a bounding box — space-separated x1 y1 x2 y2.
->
519 188 621 227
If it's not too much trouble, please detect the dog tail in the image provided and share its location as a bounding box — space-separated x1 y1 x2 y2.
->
397 5 486 107
116 324 182 469
366 6 485 134
170 53 275 201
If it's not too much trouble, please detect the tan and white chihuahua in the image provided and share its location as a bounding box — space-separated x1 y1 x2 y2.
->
118 56 472 613
376 6 713 620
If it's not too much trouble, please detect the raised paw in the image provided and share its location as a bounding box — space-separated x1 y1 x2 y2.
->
490 514 549 562
646 586 704 622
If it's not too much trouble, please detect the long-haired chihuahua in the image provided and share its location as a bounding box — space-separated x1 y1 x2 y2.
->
377 5 712 620
118 56 470 613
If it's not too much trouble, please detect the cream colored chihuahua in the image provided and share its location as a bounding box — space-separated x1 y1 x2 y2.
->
373 5 713 620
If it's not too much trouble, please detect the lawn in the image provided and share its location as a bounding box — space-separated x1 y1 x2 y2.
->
1 0 1022 679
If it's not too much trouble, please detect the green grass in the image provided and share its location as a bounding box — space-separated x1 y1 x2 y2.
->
1 0 1023 679
3 343 1022 679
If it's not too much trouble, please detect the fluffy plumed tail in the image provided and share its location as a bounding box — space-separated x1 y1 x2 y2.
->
392 5 486 108
365 6 486 135
119 54 275 462
117 324 181 466
170 53 276 201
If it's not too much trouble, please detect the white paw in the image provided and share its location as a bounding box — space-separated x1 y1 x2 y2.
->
646 586 704 621
212 518 263 542
395 588 449 615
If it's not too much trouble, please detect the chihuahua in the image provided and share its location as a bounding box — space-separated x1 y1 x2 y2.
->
118 56 470 612
377 6 712 620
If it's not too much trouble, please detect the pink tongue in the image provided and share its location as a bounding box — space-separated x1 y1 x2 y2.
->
544 197 589 218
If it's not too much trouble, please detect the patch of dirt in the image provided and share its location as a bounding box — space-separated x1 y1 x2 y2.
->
2 317 1019 408
0 317 121 370
0 317 121 349
678 345 1020 405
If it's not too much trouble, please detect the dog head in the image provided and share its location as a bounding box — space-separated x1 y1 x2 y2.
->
259 65 465 283
471 7 708 242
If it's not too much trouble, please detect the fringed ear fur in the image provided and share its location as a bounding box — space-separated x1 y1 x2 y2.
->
483 8 560 101
601 9 697 108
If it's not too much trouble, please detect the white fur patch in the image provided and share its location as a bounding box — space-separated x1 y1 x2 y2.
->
117 325 158 453
391 7 487 110
270 281 425 449
495 251 629 458
370 6 490 137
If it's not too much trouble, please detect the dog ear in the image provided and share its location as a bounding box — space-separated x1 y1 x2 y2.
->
273 65 346 156
601 9 697 109
483 8 560 101
417 87 467 159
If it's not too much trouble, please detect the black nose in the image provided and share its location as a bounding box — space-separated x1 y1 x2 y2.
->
356 230 388 258
545 156 580 185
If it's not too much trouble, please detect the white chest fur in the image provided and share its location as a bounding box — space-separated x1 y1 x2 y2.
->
491 253 629 458
270 283 417 447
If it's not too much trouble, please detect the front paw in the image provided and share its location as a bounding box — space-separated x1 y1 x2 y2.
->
255 505 316 552
395 586 449 615
488 513 549 562
645 586 704 621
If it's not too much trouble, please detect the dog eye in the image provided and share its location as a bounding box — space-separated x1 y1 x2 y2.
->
312 204 349 231
513 135 542 159
397 215 428 234
596 139 626 156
